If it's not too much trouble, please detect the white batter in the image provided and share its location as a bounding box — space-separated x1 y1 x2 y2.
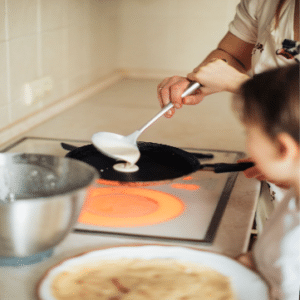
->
113 162 139 172
92 132 140 173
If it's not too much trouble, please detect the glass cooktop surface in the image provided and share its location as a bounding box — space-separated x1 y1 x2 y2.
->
2 137 245 245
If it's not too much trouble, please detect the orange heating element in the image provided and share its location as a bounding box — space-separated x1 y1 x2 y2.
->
78 187 185 227
170 184 200 191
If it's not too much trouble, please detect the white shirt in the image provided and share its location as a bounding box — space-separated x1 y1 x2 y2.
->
230 0 297 208
229 0 298 74
253 190 300 300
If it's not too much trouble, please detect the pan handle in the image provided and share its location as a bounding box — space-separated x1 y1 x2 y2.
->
60 143 78 151
201 162 255 173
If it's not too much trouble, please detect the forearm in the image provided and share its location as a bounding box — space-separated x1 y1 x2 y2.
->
157 32 254 111
195 31 254 72
197 48 248 74
188 55 250 94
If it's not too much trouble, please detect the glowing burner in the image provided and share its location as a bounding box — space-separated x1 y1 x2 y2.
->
84 193 159 218
95 178 168 187
78 187 185 227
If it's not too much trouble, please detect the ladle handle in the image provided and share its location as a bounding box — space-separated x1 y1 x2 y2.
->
138 81 201 133
181 81 201 98
138 102 174 133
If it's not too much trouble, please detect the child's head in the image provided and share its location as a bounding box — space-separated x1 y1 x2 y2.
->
236 64 299 189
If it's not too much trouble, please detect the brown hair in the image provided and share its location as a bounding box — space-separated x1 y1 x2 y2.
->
275 0 288 28
239 64 299 143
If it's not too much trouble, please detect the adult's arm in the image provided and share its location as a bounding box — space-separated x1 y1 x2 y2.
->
158 32 255 117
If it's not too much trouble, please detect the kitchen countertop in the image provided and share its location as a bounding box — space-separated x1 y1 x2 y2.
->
0 78 260 300
1 78 247 151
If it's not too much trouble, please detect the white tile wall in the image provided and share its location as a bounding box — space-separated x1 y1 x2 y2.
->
0 0 121 132
0 0 241 134
9 36 38 104
0 42 7 107
0 0 6 42
118 0 240 73
7 0 37 40
40 0 68 31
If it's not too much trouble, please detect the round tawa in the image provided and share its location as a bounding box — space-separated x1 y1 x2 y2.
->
65 142 200 182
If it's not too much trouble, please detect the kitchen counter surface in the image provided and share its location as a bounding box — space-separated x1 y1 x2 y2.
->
0 78 260 300
1 78 247 151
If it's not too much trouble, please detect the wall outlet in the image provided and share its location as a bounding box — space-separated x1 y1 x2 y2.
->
22 76 53 105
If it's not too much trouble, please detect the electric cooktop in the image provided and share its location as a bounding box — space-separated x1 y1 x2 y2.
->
2 137 247 245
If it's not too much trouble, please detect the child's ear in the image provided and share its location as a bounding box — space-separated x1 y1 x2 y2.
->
270 133 299 184
276 133 299 163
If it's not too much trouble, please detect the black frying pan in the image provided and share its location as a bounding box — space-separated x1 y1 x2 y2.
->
62 142 254 182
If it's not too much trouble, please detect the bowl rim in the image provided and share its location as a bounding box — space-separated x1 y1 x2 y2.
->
0 153 99 203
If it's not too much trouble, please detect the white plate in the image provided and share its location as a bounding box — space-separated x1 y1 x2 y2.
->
37 245 269 300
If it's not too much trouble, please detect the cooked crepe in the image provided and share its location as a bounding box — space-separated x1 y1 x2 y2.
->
51 258 236 300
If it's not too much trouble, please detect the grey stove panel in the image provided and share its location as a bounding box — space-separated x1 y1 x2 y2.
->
2 137 245 244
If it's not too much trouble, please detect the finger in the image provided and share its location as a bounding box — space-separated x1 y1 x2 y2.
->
182 93 205 105
237 157 254 163
157 77 170 90
198 85 214 95
181 82 204 105
159 76 183 108
243 166 262 179
164 107 175 118
157 77 172 108
169 79 190 109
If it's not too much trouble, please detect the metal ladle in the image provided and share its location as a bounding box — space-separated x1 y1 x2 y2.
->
92 82 201 172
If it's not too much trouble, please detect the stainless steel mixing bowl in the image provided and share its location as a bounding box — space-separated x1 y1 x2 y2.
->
0 153 98 258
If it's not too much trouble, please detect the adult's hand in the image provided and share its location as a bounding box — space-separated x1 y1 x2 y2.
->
157 60 249 118
157 76 205 118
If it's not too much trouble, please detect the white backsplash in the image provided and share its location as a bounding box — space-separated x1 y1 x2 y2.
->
0 0 240 141
0 0 120 132
118 0 240 73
